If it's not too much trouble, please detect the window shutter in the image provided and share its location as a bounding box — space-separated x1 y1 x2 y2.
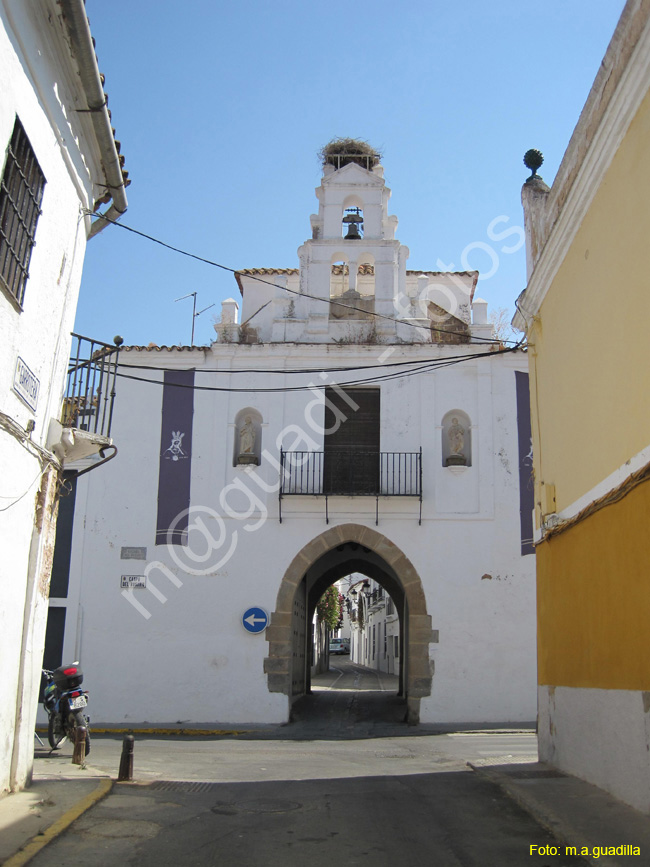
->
323 388 380 494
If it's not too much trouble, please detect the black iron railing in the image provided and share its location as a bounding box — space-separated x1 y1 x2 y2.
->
62 333 121 438
279 448 422 524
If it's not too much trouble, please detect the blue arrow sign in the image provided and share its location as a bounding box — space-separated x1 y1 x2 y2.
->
242 607 269 634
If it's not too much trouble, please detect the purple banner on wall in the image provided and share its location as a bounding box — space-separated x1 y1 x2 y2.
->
515 370 535 556
156 369 195 545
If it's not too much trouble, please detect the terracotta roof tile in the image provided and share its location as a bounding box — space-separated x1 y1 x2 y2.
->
235 269 299 296
234 268 479 295
122 345 206 352
85 12 130 206
406 270 479 278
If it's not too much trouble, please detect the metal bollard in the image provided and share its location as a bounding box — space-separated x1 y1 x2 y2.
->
72 726 87 765
117 734 134 781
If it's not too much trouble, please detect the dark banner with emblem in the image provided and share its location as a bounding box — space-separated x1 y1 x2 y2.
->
515 370 534 556
156 369 195 545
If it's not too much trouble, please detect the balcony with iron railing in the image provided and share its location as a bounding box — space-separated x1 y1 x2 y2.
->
47 333 122 474
279 448 422 524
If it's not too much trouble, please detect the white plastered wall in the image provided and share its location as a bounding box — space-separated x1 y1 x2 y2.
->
0 0 101 791
538 685 650 813
62 346 536 726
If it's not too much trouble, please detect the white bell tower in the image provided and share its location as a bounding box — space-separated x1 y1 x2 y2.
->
231 141 480 345
297 147 409 339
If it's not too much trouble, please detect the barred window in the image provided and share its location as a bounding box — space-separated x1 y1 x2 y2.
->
0 119 46 308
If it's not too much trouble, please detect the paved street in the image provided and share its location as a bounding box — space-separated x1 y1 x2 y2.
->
25 771 589 867
33 659 539 785
16 662 595 866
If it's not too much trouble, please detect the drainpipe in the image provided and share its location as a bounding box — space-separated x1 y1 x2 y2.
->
58 0 128 238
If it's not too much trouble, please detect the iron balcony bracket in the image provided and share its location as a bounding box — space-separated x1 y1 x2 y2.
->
73 444 118 478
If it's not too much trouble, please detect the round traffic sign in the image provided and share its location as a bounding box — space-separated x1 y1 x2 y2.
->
242 607 269 634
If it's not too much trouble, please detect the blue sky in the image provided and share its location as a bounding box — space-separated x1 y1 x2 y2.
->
77 1 626 348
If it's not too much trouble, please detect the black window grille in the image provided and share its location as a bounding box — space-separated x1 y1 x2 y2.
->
0 118 46 307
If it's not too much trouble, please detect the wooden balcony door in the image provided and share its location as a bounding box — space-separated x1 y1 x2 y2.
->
323 387 380 494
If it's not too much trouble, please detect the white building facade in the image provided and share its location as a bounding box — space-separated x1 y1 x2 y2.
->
58 151 536 727
346 577 401 677
0 0 127 793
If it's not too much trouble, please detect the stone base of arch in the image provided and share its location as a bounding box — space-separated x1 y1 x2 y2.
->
264 523 434 724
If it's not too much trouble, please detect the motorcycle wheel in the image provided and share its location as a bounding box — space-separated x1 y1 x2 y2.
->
47 714 66 750
69 710 91 756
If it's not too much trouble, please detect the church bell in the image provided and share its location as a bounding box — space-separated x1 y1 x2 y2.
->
342 208 363 240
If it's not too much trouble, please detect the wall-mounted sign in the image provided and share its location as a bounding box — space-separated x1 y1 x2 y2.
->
13 356 39 412
121 574 147 589
121 547 147 560
242 607 269 634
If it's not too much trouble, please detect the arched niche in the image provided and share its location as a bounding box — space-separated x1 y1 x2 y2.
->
441 409 472 467
233 407 263 467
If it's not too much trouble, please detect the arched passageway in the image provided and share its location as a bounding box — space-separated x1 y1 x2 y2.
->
264 524 434 724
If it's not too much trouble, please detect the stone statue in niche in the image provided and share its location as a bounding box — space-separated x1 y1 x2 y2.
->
237 416 259 465
446 417 467 467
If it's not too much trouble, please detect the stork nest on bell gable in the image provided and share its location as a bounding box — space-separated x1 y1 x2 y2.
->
319 138 382 170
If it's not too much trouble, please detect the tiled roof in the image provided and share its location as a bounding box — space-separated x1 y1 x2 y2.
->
237 268 299 275
235 269 299 296
122 345 206 352
331 263 375 275
234 267 479 295
406 270 479 278
84 14 130 207
56 1 130 222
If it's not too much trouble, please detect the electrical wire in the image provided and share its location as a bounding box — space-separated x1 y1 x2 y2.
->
86 210 522 346
541 458 650 544
0 466 48 512
116 342 523 377
0 410 60 467
112 342 522 394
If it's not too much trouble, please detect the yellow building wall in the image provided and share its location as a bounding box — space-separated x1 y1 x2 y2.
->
530 87 650 513
537 478 650 690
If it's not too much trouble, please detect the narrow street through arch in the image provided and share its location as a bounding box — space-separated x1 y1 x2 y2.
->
267 525 435 726
290 659 405 737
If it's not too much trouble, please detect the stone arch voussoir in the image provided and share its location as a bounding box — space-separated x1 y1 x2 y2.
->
264 524 433 723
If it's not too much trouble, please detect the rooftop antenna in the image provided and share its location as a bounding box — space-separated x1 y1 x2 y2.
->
174 292 215 345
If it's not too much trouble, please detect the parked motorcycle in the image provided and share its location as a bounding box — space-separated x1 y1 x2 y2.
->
42 662 90 754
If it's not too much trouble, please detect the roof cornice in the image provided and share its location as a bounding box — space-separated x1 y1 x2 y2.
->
58 0 128 237
514 0 650 328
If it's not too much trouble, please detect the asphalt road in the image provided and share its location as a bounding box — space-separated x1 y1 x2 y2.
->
27 662 589 866
27 771 590 867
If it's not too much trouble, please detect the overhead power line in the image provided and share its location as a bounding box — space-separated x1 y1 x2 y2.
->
113 341 523 394
116 345 523 377
87 211 522 346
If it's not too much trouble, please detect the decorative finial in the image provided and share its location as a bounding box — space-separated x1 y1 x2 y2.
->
523 149 544 180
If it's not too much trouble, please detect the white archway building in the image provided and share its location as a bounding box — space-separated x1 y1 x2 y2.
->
51 149 536 727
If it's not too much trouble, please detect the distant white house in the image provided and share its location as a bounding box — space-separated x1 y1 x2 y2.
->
56 145 535 728
344 576 400 676
0 0 128 793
